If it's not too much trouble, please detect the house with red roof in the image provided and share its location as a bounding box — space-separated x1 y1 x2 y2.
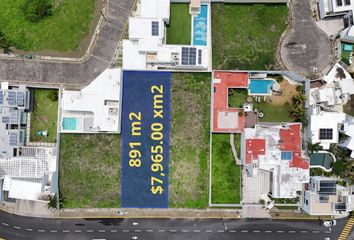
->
241 123 310 199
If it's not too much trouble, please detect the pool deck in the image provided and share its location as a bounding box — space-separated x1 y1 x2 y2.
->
212 71 249 133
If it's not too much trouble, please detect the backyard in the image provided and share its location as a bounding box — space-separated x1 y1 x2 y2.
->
166 3 191 45
169 73 210 208
0 0 97 52
30 89 58 143
59 134 121 208
211 133 241 204
212 3 288 70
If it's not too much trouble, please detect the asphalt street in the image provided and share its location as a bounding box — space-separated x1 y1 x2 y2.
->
0 210 351 240
0 0 135 87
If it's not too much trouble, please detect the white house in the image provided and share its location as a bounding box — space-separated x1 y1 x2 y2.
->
302 176 353 216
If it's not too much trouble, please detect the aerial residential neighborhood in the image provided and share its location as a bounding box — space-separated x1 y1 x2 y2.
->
0 0 354 239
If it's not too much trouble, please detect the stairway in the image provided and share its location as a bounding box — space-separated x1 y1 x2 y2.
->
242 170 271 204
338 213 354 240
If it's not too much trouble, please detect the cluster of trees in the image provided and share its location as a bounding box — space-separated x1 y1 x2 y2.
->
330 145 354 185
289 93 307 127
22 0 53 23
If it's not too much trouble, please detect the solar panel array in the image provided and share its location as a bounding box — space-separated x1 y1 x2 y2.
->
10 111 18 124
151 21 159 36
319 128 333 140
16 92 25 107
2 116 10 124
181 47 197 66
0 90 3 105
7 91 16 106
319 181 336 195
335 202 347 211
9 132 18 146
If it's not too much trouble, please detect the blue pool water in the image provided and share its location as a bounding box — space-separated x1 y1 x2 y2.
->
62 118 78 130
193 5 208 46
249 79 276 95
344 44 353 51
281 151 293 161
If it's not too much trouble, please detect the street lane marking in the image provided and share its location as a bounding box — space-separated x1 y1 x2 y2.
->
229 230 236 233
312 230 319 233
193 230 200 233
217 230 225 233
289 230 296 233
38 230 45 233
135 230 142 232
325 230 331 233
170 230 177 232
182 230 189 233
110 230 118 232
50 230 58 233
206 230 213 233
265 230 272 233
253 230 260 233
158 230 165 232
87 230 94 233
62 230 70 233
300 230 307 233
277 230 284 233
25 228 33 232
241 230 248 233
146 230 153 232
98 230 106 233
13 226 21 230
122 230 130 232
1 223 9 227
74 230 82 233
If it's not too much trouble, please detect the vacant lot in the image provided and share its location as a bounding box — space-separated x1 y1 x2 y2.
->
0 0 96 51
169 73 210 208
30 89 58 143
211 133 241 204
212 3 288 70
59 134 121 208
166 4 191 45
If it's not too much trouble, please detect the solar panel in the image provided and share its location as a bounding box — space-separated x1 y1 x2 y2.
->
335 203 347 211
10 111 18 124
151 21 159 36
319 181 336 195
319 128 333 140
198 49 202 65
0 90 3 105
7 91 16 106
181 47 197 66
9 132 18 146
16 92 25 107
2 116 10 124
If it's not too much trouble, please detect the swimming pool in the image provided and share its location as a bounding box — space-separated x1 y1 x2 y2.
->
193 5 208 46
249 79 276 95
62 117 78 131
281 151 293 161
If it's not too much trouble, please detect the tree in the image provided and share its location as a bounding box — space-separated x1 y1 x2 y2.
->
47 90 58 102
22 0 53 23
307 141 322 154
47 194 65 209
332 160 346 178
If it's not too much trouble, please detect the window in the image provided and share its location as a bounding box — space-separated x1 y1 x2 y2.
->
319 128 333 140
151 21 159 36
337 0 343 6
345 0 351 5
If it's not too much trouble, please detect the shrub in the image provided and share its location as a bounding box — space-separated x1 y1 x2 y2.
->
47 90 58 102
22 0 53 23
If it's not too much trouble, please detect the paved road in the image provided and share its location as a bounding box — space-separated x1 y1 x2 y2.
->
0 210 350 240
0 0 134 87
280 0 332 76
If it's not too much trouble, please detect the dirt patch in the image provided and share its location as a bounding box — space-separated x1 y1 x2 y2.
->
271 80 297 105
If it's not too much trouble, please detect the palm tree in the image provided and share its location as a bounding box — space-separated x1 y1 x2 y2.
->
292 93 306 106
307 141 322 154
47 194 65 210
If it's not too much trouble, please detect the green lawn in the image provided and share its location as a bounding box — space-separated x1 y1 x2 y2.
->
166 4 191 45
30 89 58 143
211 133 241 204
228 88 248 108
212 3 288 70
169 73 210 208
254 101 292 122
0 0 96 51
59 134 121 208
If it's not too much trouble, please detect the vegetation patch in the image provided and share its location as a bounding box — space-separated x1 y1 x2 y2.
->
59 134 121 208
211 133 241 204
228 88 248 108
212 3 288 70
166 3 191 45
169 73 210 208
0 0 96 51
30 89 58 143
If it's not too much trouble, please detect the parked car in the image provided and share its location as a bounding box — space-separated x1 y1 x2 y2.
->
323 220 337 227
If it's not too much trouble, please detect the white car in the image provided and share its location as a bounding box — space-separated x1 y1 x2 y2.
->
323 220 337 227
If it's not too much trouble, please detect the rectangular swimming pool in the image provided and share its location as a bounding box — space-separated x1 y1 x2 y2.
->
249 79 276 95
62 117 78 131
193 5 208 46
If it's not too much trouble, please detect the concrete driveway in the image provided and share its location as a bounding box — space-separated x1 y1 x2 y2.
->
280 0 333 77
0 0 134 87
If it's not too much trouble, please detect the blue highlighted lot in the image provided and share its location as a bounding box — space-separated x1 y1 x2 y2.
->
121 71 171 208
